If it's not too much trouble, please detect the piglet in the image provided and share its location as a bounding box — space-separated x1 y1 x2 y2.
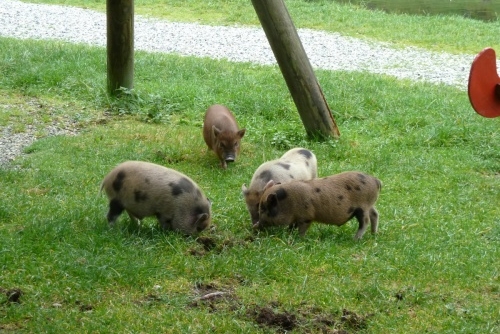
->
101 161 211 236
255 171 381 240
242 148 317 225
203 104 246 169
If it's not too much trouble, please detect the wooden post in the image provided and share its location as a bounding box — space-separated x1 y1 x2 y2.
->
251 0 340 138
107 0 134 95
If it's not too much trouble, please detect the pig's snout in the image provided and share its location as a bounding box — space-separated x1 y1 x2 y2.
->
224 154 235 163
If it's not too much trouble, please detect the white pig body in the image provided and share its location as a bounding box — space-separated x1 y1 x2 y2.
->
242 148 317 225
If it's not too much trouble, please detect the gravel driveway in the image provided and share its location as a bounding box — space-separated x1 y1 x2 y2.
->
0 0 485 166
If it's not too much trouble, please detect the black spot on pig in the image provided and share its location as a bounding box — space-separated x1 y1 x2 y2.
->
277 162 291 170
338 195 344 201
112 171 126 192
354 185 361 191
345 184 352 191
170 177 194 196
297 149 312 159
357 173 367 184
275 188 288 201
134 190 148 202
289 174 295 179
315 188 321 193
258 170 273 183
144 177 150 184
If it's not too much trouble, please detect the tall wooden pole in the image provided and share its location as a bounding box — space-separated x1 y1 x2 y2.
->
107 0 134 95
251 0 340 138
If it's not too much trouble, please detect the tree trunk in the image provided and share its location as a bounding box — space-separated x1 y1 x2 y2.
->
107 0 134 95
251 0 340 138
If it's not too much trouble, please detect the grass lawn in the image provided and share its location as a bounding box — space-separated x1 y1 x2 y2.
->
1 1 499 333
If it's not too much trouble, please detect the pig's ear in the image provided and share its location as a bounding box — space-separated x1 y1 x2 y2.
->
241 184 249 195
212 125 221 137
264 180 275 190
237 128 246 138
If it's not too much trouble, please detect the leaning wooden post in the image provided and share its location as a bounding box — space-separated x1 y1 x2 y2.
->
106 0 134 95
251 0 340 138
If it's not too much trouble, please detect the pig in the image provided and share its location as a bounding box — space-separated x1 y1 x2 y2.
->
254 171 381 240
203 104 246 169
241 148 317 225
101 161 211 236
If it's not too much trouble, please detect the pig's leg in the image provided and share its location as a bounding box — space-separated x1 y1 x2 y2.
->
126 210 141 226
156 214 173 231
297 221 312 236
354 208 370 240
369 207 379 234
107 198 124 225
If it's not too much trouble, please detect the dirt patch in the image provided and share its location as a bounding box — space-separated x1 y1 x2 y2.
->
189 281 240 312
75 300 94 312
248 303 372 333
189 235 254 257
188 281 372 332
340 309 371 330
0 287 23 304
196 236 217 251
250 306 297 331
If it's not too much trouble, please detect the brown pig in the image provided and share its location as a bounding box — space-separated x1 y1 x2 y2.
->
242 148 317 225
101 161 211 236
203 104 246 169
254 172 381 240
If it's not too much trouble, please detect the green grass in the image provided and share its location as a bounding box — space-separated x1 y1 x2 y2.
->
334 0 499 21
1 1 500 333
22 0 500 54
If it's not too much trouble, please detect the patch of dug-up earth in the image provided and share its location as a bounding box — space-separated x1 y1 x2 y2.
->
188 280 373 333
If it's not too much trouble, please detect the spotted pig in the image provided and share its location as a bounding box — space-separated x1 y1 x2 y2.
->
242 148 317 225
254 171 381 240
101 161 211 235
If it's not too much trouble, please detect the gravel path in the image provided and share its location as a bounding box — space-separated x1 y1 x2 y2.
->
0 0 484 167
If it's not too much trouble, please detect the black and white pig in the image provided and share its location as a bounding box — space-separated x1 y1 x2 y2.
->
101 161 211 236
242 148 317 225
254 171 381 240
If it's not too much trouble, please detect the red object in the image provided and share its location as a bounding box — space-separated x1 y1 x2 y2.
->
468 47 500 118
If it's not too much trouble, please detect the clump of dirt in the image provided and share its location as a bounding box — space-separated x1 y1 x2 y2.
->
0 288 23 304
340 309 372 330
250 306 297 331
190 282 240 312
75 300 94 312
248 302 372 333
197 236 217 251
